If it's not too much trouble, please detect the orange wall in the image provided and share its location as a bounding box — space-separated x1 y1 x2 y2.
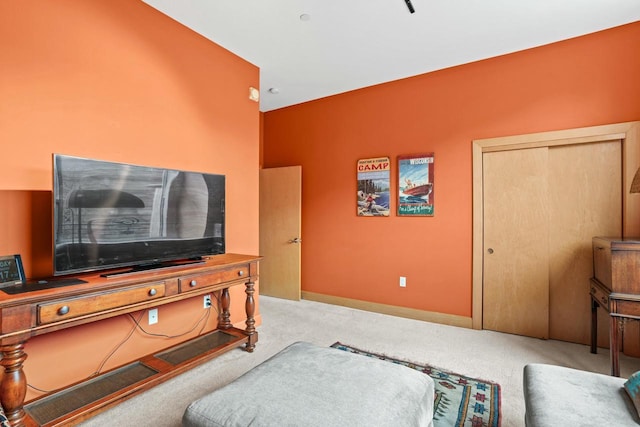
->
0 1 260 400
263 22 640 318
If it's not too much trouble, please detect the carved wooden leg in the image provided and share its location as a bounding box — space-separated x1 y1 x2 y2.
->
590 299 598 354
0 343 28 427
219 288 231 329
244 281 257 352
610 316 620 377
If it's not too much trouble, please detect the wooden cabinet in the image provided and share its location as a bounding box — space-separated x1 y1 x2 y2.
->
590 237 640 376
593 238 640 293
0 253 261 427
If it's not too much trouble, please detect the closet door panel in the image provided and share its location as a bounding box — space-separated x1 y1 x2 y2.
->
483 148 549 338
548 141 622 345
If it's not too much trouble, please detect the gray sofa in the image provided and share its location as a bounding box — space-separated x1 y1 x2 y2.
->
183 341 435 427
523 363 640 426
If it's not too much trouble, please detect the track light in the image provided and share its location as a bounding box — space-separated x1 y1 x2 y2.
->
404 0 415 13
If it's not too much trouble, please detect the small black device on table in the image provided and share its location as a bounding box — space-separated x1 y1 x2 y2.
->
0 255 25 288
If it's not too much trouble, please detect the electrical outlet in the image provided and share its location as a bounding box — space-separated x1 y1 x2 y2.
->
399 276 407 288
203 294 212 308
148 308 158 325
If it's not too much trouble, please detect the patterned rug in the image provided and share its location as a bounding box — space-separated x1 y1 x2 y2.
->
331 342 501 427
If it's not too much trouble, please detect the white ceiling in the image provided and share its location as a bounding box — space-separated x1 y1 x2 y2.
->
142 0 640 112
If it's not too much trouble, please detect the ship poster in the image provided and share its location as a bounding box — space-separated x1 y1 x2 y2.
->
357 157 390 217
398 153 434 216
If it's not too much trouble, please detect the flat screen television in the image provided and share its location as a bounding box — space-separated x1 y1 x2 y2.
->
53 154 225 276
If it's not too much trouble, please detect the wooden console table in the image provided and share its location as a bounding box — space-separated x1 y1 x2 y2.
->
0 253 261 427
590 237 640 377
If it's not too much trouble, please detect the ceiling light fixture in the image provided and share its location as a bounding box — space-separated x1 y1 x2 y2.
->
268 88 280 94
300 13 311 22
404 0 415 13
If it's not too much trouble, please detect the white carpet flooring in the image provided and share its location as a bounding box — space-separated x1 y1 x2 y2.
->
79 295 640 426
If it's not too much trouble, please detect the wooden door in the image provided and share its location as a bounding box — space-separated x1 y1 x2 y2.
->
483 147 550 338
547 141 621 345
259 166 302 300
482 141 622 342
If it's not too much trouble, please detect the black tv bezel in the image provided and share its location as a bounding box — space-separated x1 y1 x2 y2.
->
52 154 225 277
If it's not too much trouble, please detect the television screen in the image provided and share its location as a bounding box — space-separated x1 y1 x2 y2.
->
53 155 225 276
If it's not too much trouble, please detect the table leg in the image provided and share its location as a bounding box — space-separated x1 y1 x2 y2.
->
0 343 27 427
244 281 257 352
591 299 598 354
610 316 620 377
218 288 231 329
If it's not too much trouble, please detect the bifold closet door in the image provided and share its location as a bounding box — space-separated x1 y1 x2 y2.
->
483 141 621 342
483 147 550 339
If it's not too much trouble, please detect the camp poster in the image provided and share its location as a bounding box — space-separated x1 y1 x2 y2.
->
398 153 434 216
357 157 390 217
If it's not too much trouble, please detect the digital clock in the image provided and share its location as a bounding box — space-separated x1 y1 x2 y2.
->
0 254 25 287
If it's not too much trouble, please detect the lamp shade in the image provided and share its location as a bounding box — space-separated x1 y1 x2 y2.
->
631 167 640 194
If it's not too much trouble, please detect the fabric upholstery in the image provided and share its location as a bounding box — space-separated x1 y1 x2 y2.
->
624 370 640 417
523 363 639 427
183 341 435 427
0 404 9 427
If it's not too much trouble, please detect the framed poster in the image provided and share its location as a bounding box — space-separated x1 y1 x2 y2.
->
398 153 434 216
357 157 390 216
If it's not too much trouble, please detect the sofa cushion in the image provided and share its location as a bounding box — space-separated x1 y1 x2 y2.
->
524 363 639 427
624 370 640 417
183 341 435 427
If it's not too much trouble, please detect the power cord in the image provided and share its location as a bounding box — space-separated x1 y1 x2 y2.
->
27 295 219 394
128 306 210 339
27 310 144 394
91 311 145 377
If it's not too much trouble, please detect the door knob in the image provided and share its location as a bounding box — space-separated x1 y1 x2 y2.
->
487 248 494 254
289 237 302 244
